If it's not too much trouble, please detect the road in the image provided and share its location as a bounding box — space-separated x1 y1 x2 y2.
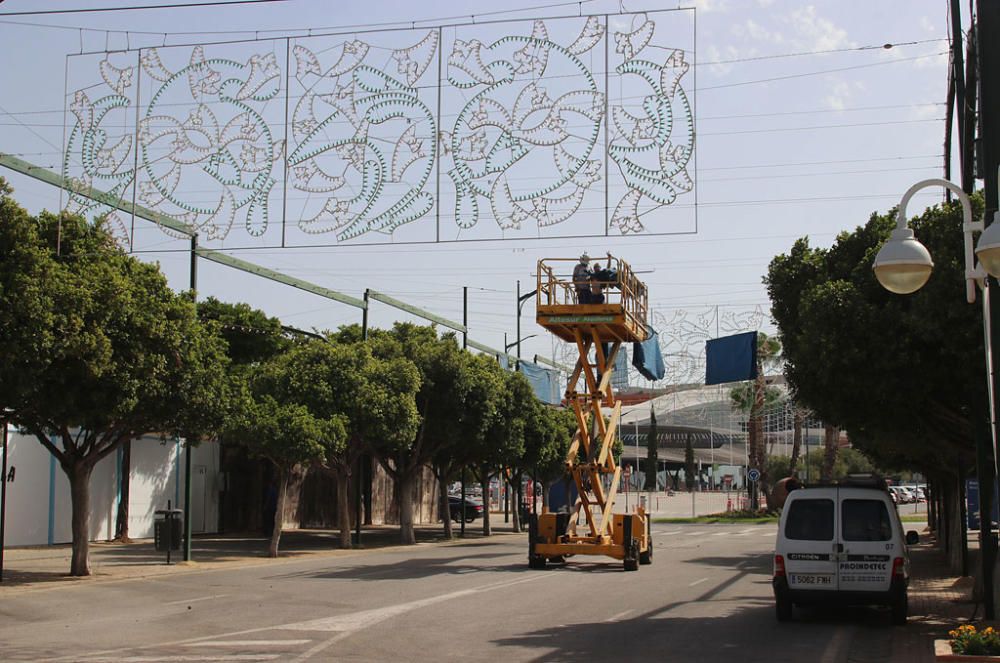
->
0 523 912 662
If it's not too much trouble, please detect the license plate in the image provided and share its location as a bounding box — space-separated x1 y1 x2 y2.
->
791 574 832 586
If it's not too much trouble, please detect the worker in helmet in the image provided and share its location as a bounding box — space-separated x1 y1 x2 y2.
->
573 253 593 304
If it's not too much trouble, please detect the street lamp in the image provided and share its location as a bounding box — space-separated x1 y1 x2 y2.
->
506 334 539 354
873 178 998 301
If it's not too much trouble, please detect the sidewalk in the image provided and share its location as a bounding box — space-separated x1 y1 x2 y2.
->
0 520 522 594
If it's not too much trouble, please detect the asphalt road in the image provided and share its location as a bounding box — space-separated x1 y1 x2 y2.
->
0 523 908 662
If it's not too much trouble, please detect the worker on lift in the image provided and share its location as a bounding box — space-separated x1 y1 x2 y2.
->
573 253 592 303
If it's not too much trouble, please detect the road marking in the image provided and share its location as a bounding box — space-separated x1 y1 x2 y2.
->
287 575 550 661
80 656 279 662
655 529 682 535
818 625 854 663
736 528 757 536
163 595 229 606
183 641 311 648
688 577 709 587
712 531 729 537
605 609 633 622
67 573 555 663
685 530 706 536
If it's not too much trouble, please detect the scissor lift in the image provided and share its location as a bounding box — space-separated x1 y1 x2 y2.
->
528 255 652 571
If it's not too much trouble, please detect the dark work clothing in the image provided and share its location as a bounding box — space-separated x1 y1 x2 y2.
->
573 262 592 303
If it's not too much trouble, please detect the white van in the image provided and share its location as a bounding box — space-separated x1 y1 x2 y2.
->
773 480 919 624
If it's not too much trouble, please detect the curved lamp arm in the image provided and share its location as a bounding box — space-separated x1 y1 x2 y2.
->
896 178 983 303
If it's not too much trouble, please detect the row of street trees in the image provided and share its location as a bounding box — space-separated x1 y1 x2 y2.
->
0 184 579 575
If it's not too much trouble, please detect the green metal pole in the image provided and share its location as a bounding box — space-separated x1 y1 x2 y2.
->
184 234 197 562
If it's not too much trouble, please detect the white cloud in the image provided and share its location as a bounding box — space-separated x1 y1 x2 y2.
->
823 79 865 111
786 5 853 51
692 0 731 12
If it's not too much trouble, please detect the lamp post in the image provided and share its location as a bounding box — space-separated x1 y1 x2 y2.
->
873 177 1000 619
516 280 538 362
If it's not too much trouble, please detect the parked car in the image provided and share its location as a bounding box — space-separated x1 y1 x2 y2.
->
448 496 484 523
773 476 919 624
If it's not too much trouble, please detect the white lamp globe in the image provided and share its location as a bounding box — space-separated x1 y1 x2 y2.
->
873 226 934 294
976 217 1000 278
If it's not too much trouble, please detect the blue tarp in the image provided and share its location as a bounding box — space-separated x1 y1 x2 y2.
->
498 354 510 370
519 361 561 405
632 326 665 381
705 331 758 385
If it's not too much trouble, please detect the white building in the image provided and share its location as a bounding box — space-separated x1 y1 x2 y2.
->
1 425 220 547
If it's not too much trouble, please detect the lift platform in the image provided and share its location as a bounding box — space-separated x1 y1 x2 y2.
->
528 255 652 571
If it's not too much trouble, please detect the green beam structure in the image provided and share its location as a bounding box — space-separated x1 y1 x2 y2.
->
368 290 466 333
0 153 568 372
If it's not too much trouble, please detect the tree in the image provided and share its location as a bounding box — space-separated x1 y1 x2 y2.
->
502 371 547 533
766 197 984 474
0 202 230 575
367 323 469 544
265 338 419 548
684 433 695 491
198 297 290 366
227 389 341 557
645 408 658 490
428 351 504 539
767 195 986 572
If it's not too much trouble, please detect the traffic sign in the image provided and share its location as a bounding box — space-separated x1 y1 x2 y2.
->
748 468 761 482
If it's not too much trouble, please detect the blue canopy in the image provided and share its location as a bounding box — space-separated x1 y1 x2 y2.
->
705 331 758 385
632 326 665 381
519 361 562 405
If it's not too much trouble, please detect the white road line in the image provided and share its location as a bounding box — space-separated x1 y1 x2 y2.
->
67 574 554 663
688 577 709 587
163 595 229 606
605 609 633 622
655 529 682 535
685 530 705 536
183 641 311 648
762 532 776 537
81 656 279 662
819 625 854 663
736 528 757 536
712 531 729 537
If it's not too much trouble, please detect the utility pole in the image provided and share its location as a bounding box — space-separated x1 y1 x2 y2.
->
977 0 1000 619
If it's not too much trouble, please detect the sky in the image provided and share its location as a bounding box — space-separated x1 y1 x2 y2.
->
0 0 959 387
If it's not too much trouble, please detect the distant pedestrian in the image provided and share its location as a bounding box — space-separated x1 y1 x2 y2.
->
589 260 606 304
573 253 593 304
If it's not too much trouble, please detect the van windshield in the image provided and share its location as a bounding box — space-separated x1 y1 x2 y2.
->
784 498 834 541
842 499 893 541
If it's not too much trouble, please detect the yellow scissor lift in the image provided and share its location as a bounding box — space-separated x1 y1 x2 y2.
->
528 255 652 571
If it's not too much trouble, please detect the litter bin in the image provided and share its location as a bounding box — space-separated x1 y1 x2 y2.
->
154 507 184 563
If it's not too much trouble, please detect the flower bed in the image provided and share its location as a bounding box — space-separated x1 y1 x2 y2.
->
935 625 1000 661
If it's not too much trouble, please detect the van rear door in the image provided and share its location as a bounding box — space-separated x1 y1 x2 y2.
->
838 492 895 594
782 491 838 591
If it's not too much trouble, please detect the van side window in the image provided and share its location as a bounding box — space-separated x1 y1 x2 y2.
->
842 499 893 541
784 498 834 541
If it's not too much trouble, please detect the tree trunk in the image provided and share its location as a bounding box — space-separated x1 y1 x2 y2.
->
789 410 803 476
436 466 453 539
114 440 131 542
509 473 521 534
68 460 94 576
481 476 492 536
268 466 286 558
334 465 352 549
821 426 839 481
397 471 416 545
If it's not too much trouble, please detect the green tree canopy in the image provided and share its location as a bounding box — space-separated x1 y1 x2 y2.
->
0 200 231 575
766 194 986 475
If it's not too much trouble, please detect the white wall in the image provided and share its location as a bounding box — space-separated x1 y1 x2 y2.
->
1 426 219 547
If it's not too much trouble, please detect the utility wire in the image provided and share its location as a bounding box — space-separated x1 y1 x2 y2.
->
0 0 289 16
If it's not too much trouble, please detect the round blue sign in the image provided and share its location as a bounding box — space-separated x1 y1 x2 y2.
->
748 468 761 482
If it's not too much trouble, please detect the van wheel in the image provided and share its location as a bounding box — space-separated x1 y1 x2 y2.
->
775 595 793 622
891 593 908 625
